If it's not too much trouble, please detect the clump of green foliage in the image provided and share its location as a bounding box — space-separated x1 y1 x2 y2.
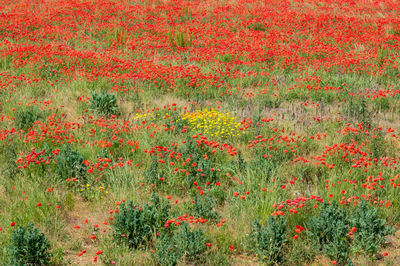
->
56 144 86 180
90 91 119 116
305 200 395 263
247 215 288 265
112 194 171 249
190 195 220 221
350 200 395 256
154 222 209 265
306 201 351 265
14 107 42 131
5 222 52 265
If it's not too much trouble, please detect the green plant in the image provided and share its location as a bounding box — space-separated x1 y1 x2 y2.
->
56 144 86 180
90 91 119 116
174 222 208 261
247 215 288 265
350 200 395 256
112 194 171 249
51 247 65 264
306 201 352 265
191 195 220 221
4 222 51 265
14 107 42 131
153 234 181 266
154 222 208 265
286 241 317 265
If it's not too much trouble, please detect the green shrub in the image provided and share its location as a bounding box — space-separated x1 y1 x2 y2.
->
90 91 119 116
306 201 352 265
350 200 395 256
174 222 208 261
190 195 220 221
55 144 86 180
286 241 317 265
113 194 170 249
154 222 208 265
14 107 42 131
153 234 181 266
5 222 51 265
247 215 288 265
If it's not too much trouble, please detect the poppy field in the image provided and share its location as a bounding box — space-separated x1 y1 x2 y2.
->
1 0 400 264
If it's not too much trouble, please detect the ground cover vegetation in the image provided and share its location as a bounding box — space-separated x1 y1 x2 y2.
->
0 0 400 264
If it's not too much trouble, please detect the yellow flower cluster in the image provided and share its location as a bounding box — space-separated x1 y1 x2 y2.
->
131 111 168 121
132 112 153 120
181 108 242 138
80 182 111 200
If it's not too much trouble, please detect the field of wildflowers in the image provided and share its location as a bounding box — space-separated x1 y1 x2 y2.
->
1 0 400 264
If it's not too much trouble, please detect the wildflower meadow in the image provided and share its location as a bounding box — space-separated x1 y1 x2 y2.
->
0 0 400 264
